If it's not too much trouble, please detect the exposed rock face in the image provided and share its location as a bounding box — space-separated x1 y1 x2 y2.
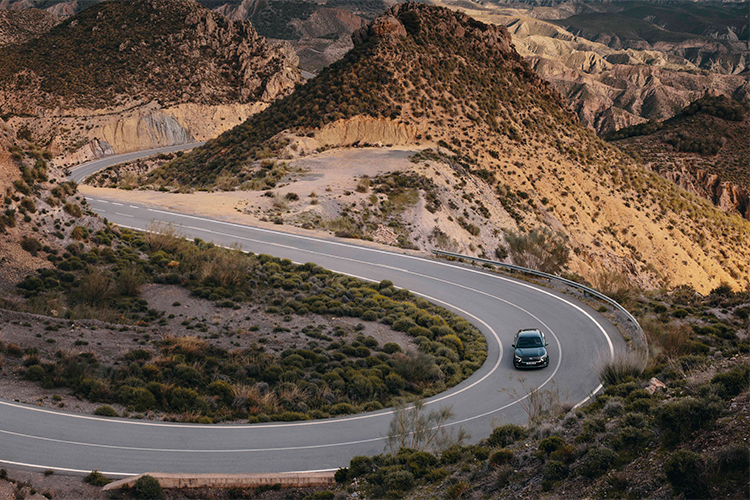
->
610 96 749 219
503 17 749 134
0 0 302 163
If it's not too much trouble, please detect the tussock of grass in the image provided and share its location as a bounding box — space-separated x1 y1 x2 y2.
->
595 349 647 386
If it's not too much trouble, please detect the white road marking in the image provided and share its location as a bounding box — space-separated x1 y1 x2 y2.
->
111 202 123 206
115 212 134 218
130 205 139 209
6 199 614 475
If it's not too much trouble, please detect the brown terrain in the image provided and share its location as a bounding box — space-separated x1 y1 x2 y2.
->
0 8 57 46
84 3 750 295
0 0 302 167
609 95 749 220
430 0 750 134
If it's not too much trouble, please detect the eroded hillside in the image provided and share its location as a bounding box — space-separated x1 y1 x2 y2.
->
430 0 750 134
0 0 303 166
608 95 749 220
104 3 750 294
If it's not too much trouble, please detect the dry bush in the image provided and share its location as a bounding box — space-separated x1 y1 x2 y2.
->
503 378 568 424
163 336 208 357
386 398 469 453
198 248 248 288
641 318 691 360
595 269 634 306
145 221 182 253
594 348 647 386
78 268 113 306
505 227 570 274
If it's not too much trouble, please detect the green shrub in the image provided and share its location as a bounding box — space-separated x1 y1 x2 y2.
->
711 365 750 399
21 236 42 255
664 450 707 498
657 397 723 446
543 459 568 481
488 449 513 467
118 386 157 413
382 342 401 354
612 426 652 452
93 405 118 417
348 456 373 478
715 444 750 477
538 436 565 455
405 451 438 478
25 364 45 381
133 474 163 500
64 202 83 217
579 447 617 479
487 424 527 447
83 470 111 486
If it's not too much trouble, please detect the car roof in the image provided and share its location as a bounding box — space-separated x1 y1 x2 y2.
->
517 329 542 337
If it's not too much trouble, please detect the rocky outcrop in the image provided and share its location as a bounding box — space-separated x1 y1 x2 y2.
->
313 116 417 150
665 168 749 221
502 16 749 133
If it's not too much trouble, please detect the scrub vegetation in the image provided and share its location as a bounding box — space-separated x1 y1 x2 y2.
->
3 224 486 422
335 284 750 498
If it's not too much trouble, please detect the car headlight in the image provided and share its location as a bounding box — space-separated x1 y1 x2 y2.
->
541 354 548 360
514 354 521 361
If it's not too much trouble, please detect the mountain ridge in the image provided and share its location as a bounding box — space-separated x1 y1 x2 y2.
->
127 2 750 293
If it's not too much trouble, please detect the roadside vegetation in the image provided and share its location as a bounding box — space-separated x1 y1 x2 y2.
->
2 223 486 422
334 283 750 498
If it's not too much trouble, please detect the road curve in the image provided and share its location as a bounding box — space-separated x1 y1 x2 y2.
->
0 148 625 476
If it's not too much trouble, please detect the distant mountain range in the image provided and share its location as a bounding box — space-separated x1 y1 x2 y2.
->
3 0 746 133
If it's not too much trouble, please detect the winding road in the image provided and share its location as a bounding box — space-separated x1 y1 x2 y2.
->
0 146 624 476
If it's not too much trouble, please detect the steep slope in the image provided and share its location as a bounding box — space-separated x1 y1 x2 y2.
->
0 0 302 165
0 8 58 46
0 119 97 288
608 95 749 220
139 3 750 293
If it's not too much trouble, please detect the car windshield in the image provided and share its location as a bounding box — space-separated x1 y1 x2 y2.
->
517 336 543 348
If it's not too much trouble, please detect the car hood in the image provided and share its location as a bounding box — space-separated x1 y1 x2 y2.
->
515 347 546 357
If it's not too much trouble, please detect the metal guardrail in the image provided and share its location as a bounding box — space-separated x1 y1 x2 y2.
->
432 250 647 351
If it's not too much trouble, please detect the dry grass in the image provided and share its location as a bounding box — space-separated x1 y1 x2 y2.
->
594 348 648 386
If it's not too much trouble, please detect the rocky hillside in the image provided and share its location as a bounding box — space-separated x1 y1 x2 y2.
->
0 8 58 46
131 3 750 293
0 0 302 165
608 95 749 220
430 0 749 134
0 120 96 288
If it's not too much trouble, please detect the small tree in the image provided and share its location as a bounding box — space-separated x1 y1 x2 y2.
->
386 399 469 453
133 474 163 499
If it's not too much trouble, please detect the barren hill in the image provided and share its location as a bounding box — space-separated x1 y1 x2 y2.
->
127 3 750 293
0 0 302 165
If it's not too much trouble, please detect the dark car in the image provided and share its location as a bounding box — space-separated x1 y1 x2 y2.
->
512 328 549 368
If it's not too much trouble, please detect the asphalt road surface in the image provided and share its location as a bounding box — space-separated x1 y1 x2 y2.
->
0 147 625 477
